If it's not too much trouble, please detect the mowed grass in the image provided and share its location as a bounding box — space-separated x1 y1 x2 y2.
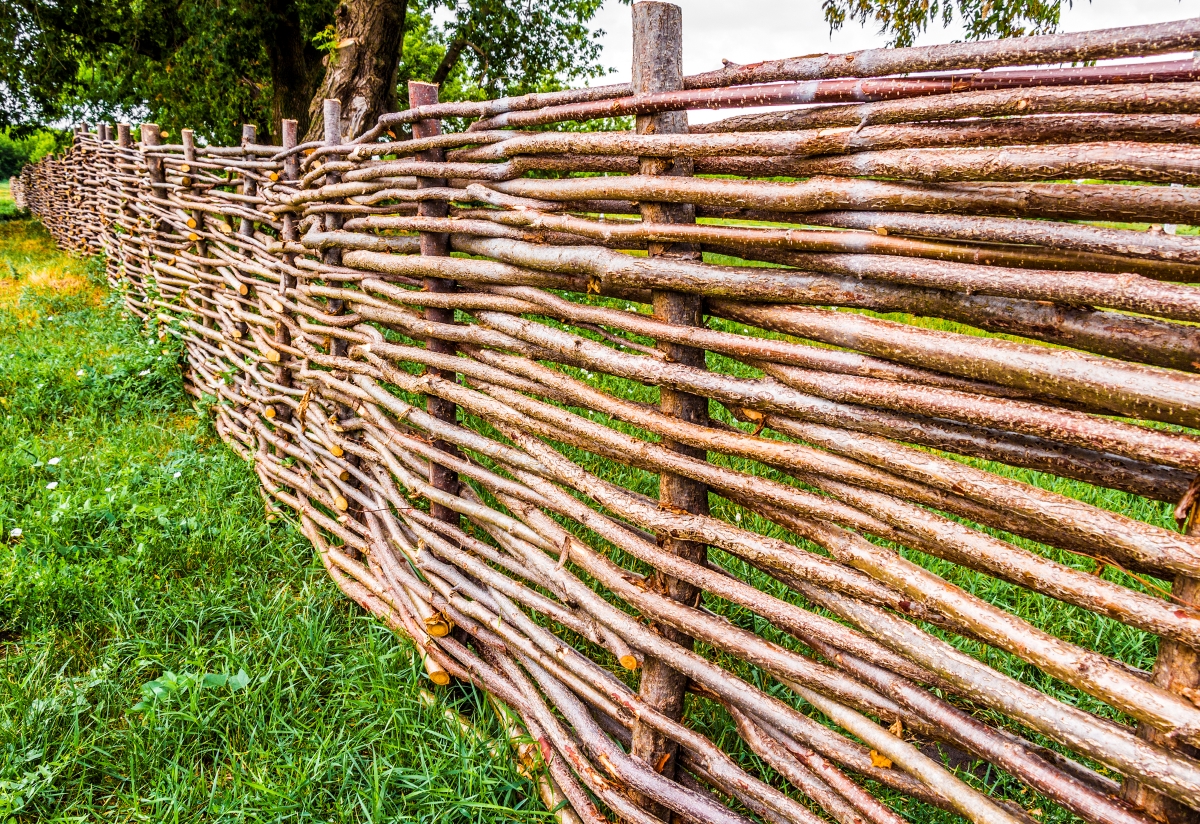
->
0 173 1189 824
0 190 544 821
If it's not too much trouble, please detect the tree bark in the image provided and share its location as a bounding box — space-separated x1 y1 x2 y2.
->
626 4 710 818
1121 574 1200 824
304 0 409 142
265 0 324 141
410 80 463 526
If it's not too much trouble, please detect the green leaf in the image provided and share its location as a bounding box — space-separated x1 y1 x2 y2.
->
228 668 250 691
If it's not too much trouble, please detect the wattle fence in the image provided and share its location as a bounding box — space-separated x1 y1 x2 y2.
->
16 6 1200 823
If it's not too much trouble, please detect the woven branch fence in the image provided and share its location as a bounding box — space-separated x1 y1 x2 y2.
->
16 6 1200 822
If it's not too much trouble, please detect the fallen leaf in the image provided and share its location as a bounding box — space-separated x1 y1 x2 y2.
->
295 386 313 426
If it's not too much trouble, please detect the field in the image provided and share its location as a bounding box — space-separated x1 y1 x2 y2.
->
0 182 543 822
0 175 1187 823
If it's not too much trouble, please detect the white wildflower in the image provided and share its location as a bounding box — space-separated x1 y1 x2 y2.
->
8 528 21 538
48 457 60 466
76 369 85 376
173 471 181 478
46 482 58 490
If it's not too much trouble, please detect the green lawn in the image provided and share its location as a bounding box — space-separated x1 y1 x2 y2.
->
0 189 543 821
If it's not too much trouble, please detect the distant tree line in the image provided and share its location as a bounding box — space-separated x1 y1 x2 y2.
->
0 0 622 145
0 130 64 180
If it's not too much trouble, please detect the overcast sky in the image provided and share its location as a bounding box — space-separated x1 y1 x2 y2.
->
588 0 1197 122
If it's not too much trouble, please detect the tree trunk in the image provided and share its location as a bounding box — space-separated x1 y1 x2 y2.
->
304 0 409 142
265 0 325 141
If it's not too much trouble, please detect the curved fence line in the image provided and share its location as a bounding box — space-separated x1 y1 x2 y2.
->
16 7 1200 823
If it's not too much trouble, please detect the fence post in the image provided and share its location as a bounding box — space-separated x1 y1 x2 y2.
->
628 1 709 805
273 119 301 424
115 124 135 291
137 123 167 325
1123 553 1200 823
238 124 258 239
139 124 166 193
228 124 259 341
409 80 462 526
180 129 213 330
317 99 367 530
321 99 350 359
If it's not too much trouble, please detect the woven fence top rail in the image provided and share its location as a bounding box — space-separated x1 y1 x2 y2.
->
17 7 1200 824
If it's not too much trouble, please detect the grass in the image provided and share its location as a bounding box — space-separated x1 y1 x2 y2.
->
0 188 545 821
0 175 1187 823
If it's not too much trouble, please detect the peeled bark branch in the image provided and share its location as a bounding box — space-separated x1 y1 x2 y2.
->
492 174 1200 225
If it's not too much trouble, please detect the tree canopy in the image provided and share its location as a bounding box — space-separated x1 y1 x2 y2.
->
823 0 1070 48
0 0 616 144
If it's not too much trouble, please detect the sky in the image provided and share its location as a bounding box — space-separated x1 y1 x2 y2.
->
587 0 1198 123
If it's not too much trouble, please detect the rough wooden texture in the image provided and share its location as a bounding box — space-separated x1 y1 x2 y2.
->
18 12 1200 824
303 0 407 141
628 4 709 811
410 80 462 526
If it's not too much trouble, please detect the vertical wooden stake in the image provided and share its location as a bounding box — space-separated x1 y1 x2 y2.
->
230 124 257 341
181 129 213 330
238 124 258 239
273 118 301 424
1123 550 1200 823
409 80 462 526
139 123 166 194
321 99 350 360
316 100 362 531
115 124 135 290
140 124 167 332
628 1 709 808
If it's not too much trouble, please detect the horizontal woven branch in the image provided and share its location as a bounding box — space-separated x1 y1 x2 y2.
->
17 15 1200 824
